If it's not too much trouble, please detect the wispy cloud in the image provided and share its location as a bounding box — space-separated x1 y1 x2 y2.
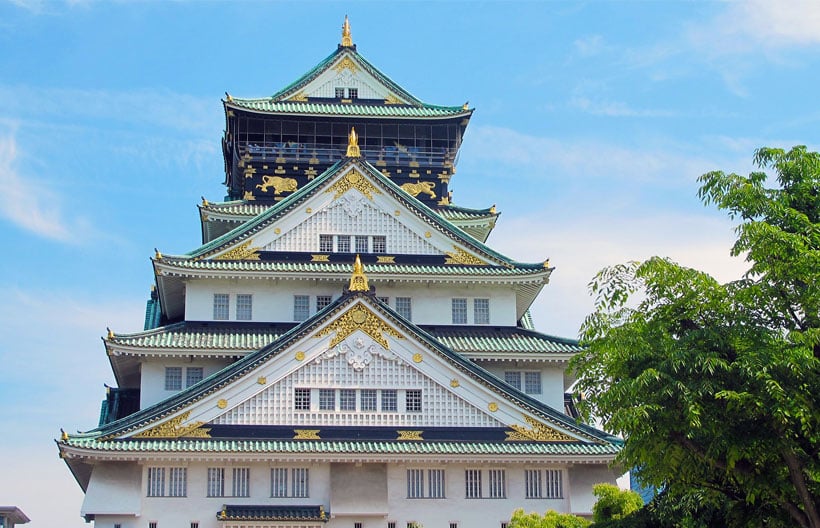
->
569 96 677 118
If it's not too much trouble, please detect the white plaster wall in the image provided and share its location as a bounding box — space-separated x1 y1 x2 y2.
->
185 278 518 326
567 465 621 516
81 462 141 516
140 357 233 409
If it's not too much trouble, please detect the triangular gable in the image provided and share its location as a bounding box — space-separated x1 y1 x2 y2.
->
95 292 613 446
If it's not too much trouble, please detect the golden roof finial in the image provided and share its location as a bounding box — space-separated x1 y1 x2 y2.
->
346 127 361 157
201 196 209 206
341 15 353 47
154 248 162 260
348 254 370 292
60 428 69 441
490 204 497 214
107 327 114 339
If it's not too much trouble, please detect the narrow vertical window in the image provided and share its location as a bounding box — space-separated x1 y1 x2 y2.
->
405 389 422 412
213 293 229 320
396 297 412 320
372 235 386 253
169 467 187 497
428 469 445 498
450 524 459 528
452 298 467 324
473 298 490 324
147 467 165 497
190 523 199 528
388 523 397 528
504 371 522 390
465 469 482 498
236 294 252 320
407 469 424 498
545 469 563 498
271 467 288 497
294 388 311 411
185 367 203 388
525 469 542 499
292 468 309 497
319 388 335 411
381 389 397 412
164 367 182 391
524 371 542 394
337 235 351 253
149 523 158 528
207 467 224 497
488 469 506 498
319 234 334 252
316 295 333 312
355 235 369 253
340 389 356 411
360 389 377 411
232 467 250 497
293 295 310 321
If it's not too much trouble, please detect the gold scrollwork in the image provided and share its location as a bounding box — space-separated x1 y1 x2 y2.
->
294 429 321 440
333 56 359 73
311 254 330 262
243 191 255 201
289 91 308 102
327 168 381 200
505 415 576 442
376 255 395 263
214 240 261 261
397 430 424 441
444 247 485 266
132 411 211 439
384 93 402 105
314 304 403 350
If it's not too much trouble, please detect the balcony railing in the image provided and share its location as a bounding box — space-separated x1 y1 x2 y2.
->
236 141 456 168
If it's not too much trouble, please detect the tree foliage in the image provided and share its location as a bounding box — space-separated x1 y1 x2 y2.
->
592 483 644 523
508 508 590 528
572 146 820 528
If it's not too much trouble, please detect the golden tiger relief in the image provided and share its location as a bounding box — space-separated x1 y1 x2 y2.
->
255 175 298 195
400 181 437 199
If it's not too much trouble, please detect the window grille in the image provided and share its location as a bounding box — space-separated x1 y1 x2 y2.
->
348 87 358 99
450 524 459 528
355 235 369 253
428 469 445 498
337 235 351 252
169 467 187 497
377 296 389 305
406 389 422 412
213 293 229 320
465 469 481 498
340 388 356 411
488 469 506 498
504 371 522 390
396 297 412 320
293 295 310 321
319 234 334 252
354 523 363 528
236 294 252 320
525 469 541 499
407 469 424 498
232 467 250 497
372 235 386 253
316 295 333 311
452 298 467 324
388 523 397 528
271 467 288 497
147 467 165 497
360 389 377 411
294 388 311 410
186 367 203 388
164 367 182 391
319 388 335 411
524 372 542 394
381 389 397 412
191 523 199 528
474 298 490 324
149 523 158 528
207 467 224 497
292 468 309 497
545 469 563 498
335 87 345 98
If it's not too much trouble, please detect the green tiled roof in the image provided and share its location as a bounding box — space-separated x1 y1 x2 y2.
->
437 205 498 221
201 201 271 217
63 437 620 456
228 100 468 119
427 326 582 355
220 505 327 522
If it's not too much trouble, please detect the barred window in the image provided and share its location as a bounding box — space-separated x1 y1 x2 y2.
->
337 235 351 253
147 467 165 497
294 295 310 321
525 469 542 499
348 87 358 99
525 469 563 498
474 298 490 324
452 298 467 324
406 389 422 412
504 371 522 390
294 388 311 411
213 293 229 320
488 469 506 498
335 87 345 98
524 372 542 394
164 367 182 391
271 467 288 498
207 467 224 497
355 235 369 253
319 388 335 411
396 297 412 320
382 389 397 412
292 467 309 497
316 295 333 312
361 389 377 411
169 467 187 497
236 294 252 320
186 367 203 388
407 468 424 498
319 234 334 252
428 469 445 498
545 469 563 498
372 235 386 253
232 467 250 497
340 389 356 411
465 469 482 498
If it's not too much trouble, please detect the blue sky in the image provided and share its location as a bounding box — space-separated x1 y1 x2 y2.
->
1 1 818 525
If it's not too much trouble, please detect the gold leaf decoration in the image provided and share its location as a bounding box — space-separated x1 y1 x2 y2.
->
243 191 255 201
314 304 403 350
311 254 330 262
326 168 382 200
294 429 320 440
397 430 423 441
384 93 402 105
214 240 261 261
488 402 499 412
289 91 308 102
132 411 211 439
376 255 395 263
333 56 359 74
412 353 423 363
257 376 267 385
444 247 485 265
450 379 460 388
217 399 228 409
295 351 305 361
505 415 576 443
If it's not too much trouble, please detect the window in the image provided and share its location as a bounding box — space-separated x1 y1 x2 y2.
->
335 87 345 98
545 469 563 498
169 467 187 497
388 523 397 528
355 523 363 528
232 467 250 497
407 469 424 498
450 524 459 528
294 388 311 410
186 367 203 388
524 372 542 394
319 234 334 252
504 371 521 390
396 297 412 320
271 467 288 498
525 469 563 498
474 298 490 324
488 469 506 498
319 388 335 411
377 296 389 305
348 87 358 99
465 469 482 498
355 235 368 253
337 235 351 252
340 389 356 411
382 389 397 412
292 467 309 497
294 295 310 321
236 294 252 320
149 523 158 528
428 469 445 498
372 235 386 253
115 524 122 528
316 295 333 311
525 469 541 499
191 523 200 528
207 467 224 497
164 367 182 391
361 389 377 411
452 298 467 324
213 293 229 320
147 467 165 497
406 389 422 412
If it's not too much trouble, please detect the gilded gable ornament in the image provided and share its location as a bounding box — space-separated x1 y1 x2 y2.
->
348 255 369 291
132 411 211 439
340 15 353 47
214 240 261 261
327 168 381 200
505 415 575 443
400 181 437 200
346 127 361 158
314 304 403 350
444 247 486 265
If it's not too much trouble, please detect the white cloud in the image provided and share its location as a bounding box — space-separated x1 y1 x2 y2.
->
574 34 607 57
569 96 677 118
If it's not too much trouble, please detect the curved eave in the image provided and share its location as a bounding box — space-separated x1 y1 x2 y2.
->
225 100 472 120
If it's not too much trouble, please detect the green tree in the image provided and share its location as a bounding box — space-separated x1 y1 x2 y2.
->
508 508 590 528
592 483 644 523
572 146 820 528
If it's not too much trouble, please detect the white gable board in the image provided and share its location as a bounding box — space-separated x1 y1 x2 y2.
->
289 52 409 103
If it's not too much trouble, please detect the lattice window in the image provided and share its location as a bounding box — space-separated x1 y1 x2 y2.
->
488 469 506 498
361 389 377 411
337 235 351 252
340 389 356 411
348 87 358 99
294 295 310 321
382 389 397 412
396 297 412 320
335 87 345 98
316 295 333 312
213 293 229 320
429 469 445 498
294 388 311 410
232 467 250 497
504 371 522 390
319 234 334 252
524 372 542 394
545 469 563 499
452 298 467 324
372 235 386 253
319 388 335 411
169 467 187 497
407 469 424 498
474 298 490 324
406 389 422 412
186 367 203 388
292 468 309 497
355 235 368 253
164 367 182 391
207 467 224 497
147 467 165 497
271 467 288 498
236 294 253 320
465 469 481 499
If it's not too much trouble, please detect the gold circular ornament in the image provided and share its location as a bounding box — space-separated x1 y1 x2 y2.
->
295 351 305 361
306 207 312 213
424 231 431 238
412 353 423 363
257 376 267 385
351 307 367 324
488 402 499 412
274 228 281 234
450 379 460 388
348 171 361 183
217 399 228 409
